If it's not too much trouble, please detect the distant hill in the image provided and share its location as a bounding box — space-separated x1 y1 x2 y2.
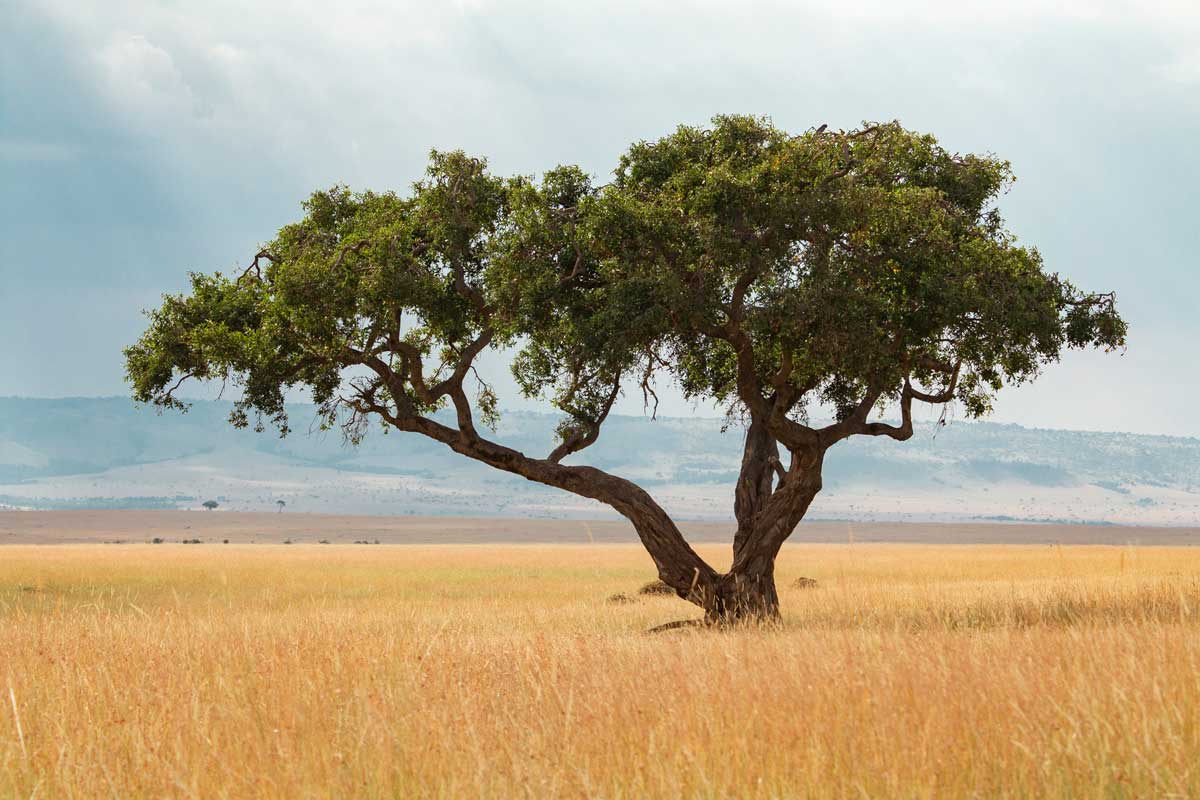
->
1 397 1198 525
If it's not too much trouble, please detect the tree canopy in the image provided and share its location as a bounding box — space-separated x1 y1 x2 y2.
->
126 116 1125 621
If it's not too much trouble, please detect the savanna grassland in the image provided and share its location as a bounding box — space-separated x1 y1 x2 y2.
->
2 542 1199 798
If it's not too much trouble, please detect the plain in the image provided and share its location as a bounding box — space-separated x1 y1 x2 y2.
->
2 542 1199 798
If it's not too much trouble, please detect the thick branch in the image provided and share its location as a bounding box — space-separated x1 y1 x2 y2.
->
451 259 489 316
731 445 825 572
429 330 495 399
346 351 721 607
733 419 780 552
558 246 585 287
358 393 720 605
702 320 771 420
768 455 787 485
820 125 881 183
382 327 493 408
850 360 962 442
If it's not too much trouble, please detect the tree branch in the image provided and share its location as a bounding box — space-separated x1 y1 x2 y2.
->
558 243 586 287
332 240 370 271
236 249 276 284
853 360 962 442
451 258 489 316
351 388 719 606
768 455 787 486
429 329 495 399
547 375 622 464
820 125 882 183
1062 291 1116 308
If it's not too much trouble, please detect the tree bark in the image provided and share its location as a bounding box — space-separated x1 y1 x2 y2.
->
711 448 826 623
705 566 781 623
733 419 780 554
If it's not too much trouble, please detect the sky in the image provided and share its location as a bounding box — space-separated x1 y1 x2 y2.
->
2 0 1198 436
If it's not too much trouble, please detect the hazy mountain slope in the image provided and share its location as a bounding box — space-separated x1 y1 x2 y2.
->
1 397 1198 524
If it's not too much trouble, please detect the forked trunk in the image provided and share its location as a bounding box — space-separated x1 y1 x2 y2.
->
680 451 825 625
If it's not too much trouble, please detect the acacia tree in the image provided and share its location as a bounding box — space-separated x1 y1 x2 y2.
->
126 117 1124 623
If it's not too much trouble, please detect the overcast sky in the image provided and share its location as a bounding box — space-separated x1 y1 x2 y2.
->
2 1 1197 435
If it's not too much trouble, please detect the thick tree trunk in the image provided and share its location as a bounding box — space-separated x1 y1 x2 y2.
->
706 566 780 623
709 448 826 623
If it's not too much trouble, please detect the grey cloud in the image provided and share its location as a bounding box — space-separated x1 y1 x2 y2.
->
1 0 1197 435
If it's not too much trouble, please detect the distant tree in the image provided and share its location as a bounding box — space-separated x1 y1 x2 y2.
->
126 117 1125 623
202 500 219 511
276 500 286 513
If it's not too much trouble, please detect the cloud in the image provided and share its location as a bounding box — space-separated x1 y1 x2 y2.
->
21 0 1200 192
95 34 198 122
3 0 1199 436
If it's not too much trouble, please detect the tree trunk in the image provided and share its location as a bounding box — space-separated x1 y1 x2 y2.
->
733 419 779 554
708 449 826 624
705 565 780 623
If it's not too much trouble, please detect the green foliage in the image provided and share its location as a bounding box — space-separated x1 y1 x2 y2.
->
590 116 1124 420
125 117 1125 446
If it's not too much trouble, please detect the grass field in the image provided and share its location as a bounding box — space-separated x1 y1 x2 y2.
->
2 542 1199 798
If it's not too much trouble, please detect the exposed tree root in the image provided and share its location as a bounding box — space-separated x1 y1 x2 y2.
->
646 613 786 634
645 618 708 634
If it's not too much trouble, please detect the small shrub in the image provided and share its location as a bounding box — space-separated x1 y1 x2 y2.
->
151 537 164 544
639 580 675 596
792 577 819 589
606 593 636 605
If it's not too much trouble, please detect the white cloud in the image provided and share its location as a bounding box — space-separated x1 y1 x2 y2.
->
9 0 1200 434
96 33 198 122
20 0 1198 194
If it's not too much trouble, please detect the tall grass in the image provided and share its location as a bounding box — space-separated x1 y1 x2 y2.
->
1 543 1198 798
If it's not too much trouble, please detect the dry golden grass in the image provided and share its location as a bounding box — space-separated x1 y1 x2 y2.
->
2 542 1199 798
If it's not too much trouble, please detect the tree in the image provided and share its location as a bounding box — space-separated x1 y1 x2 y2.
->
126 117 1125 623
202 500 219 511
276 500 286 513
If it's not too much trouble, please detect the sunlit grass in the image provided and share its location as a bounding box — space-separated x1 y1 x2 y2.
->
2 542 1199 797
